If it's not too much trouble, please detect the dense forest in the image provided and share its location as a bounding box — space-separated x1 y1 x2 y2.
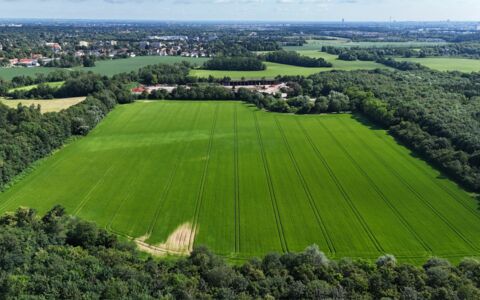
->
263 50 333 68
0 206 478 299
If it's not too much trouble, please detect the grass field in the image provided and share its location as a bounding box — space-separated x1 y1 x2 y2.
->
0 101 479 262
191 56 388 80
396 57 480 72
0 56 208 81
0 97 86 113
8 81 65 93
284 39 447 51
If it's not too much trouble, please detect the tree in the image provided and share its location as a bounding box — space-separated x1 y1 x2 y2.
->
315 96 329 113
327 91 350 113
82 56 96 67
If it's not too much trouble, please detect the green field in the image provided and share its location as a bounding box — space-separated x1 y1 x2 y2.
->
0 101 479 262
284 39 446 51
191 56 388 80
0 56 208 80
8 81 65 93
396 57 480 72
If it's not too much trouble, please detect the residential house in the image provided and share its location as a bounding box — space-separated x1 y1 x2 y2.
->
17 59 39 67
45 42 62 52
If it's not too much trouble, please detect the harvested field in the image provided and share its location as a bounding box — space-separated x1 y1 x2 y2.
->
0 97 86 113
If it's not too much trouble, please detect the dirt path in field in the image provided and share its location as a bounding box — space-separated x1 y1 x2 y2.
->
135 223 195 256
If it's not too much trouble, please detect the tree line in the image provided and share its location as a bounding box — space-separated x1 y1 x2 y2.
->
321 46 429 71
323 44 480 60
203 56 266 71
263 50 333 68
0 206 479 299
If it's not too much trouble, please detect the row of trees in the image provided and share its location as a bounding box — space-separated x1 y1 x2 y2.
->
43 54 96 68
376 58 427 71
323 43 480 60
7 73 134 100
3 69 80 90
203 57 266 71
263 50 333 68
1 206 479 299
321 46 429 71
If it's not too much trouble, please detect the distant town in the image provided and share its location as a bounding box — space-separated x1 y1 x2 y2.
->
0 34 214 68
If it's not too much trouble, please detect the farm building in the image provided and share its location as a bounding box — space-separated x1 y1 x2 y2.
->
17 59 39 67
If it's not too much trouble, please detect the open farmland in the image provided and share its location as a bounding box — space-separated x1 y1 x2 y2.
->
0 101 479 262
0 97 86 113
396 57 480 72
191 57 388 80
284 39 447 51
0 56 208 80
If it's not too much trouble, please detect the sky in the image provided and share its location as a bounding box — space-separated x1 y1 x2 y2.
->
0 0 479 22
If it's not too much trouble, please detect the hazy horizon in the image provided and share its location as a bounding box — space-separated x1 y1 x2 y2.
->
0 0 479 22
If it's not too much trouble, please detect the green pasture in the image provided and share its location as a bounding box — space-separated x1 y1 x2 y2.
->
8 81 65 93
0 101 479 263
191 56 388 80
75 56 208 77
396 57 480 72
0 56 208 80
284 39 447 51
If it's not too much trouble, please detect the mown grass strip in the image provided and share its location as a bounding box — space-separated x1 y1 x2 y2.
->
233 105 241 253
317 119 432 253
189 104 219 250
371 129 480 220
274 116 335 254
72 165 115 216
337 117 479 252
296 118 384 253
253 112 288 252
146 104 203 236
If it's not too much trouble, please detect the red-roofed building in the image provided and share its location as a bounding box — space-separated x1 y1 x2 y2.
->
17 59 39 67
131 86 146 95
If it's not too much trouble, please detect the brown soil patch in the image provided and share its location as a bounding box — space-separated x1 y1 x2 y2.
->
135 223 195 256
